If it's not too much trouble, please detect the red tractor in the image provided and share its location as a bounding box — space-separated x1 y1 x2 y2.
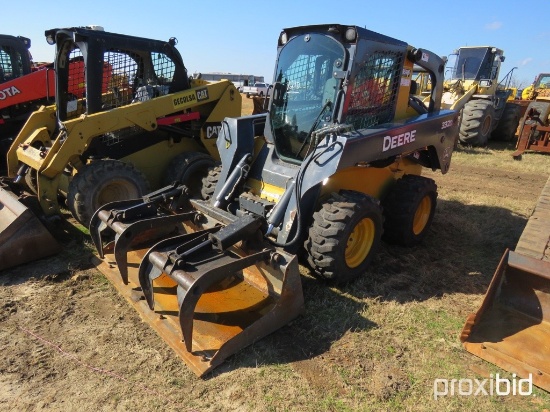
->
0 34 91 172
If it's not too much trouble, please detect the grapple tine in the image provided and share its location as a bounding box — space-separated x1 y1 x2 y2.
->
209 252 304 366
112 212 197 284
138 234 189 309
138 230 217 309
174 249 271 352
89 198 144 258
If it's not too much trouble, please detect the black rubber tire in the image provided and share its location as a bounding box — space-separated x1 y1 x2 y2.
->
304 191 383 284
491 103 521 142
459 100 495 146
67 160 150 226
163 151 217 198
201 165 222 201
381 175 437 247
517 101 550 138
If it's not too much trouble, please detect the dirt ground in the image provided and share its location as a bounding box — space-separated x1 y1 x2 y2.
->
1 98 550 411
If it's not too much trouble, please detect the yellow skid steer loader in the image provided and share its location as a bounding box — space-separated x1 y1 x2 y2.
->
0 27 240 270
90 24 460 376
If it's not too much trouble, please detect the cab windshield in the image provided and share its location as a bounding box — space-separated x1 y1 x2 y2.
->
269 33 345 162
450 48 492 81
534 74 550 89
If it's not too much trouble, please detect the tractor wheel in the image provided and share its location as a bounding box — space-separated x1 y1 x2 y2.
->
200 165 222 201
67 159 150 226
163 152 217 198
305 191 383 284
459 100 495 146
491 103 521 141
381 175 437 246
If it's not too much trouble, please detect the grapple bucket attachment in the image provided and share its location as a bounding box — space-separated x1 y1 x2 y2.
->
461 176 550 391
0 187 61 271
91 196 304 376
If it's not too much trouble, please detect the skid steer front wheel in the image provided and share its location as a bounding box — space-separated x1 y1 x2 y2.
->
381 175 437 246
67 159 150 226
305 191 383 284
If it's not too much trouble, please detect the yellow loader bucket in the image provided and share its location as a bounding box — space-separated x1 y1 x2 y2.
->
0 187 61 271
461 175 550 391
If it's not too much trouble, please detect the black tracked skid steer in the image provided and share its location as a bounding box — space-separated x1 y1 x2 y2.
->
91 24 460 376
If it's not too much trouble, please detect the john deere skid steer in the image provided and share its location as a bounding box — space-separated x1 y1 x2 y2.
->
0 27 240 270
90 24 459 376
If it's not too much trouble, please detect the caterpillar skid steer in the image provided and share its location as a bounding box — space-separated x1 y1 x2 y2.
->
90 24 459 376
0 27 240 270
441 46 520 146
461 176 550 391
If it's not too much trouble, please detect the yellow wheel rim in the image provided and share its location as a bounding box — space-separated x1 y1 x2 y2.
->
413 195 432 235
345 218 375 268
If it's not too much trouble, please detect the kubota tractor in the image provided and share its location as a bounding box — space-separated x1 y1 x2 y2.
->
0 27 241 270
0 35 35 167
89 24 460 376
441 46 521 146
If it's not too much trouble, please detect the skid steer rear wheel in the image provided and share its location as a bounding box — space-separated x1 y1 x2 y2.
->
459 99 495 146
67 159 150 226
305 191 383 284
381 175 437 246
163 152 217 198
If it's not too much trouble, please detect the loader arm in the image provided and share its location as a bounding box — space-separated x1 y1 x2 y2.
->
10 80 239 215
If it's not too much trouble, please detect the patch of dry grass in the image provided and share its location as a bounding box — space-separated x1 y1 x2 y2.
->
2 138 550 411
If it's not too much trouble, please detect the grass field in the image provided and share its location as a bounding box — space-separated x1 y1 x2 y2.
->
1 99 550 411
